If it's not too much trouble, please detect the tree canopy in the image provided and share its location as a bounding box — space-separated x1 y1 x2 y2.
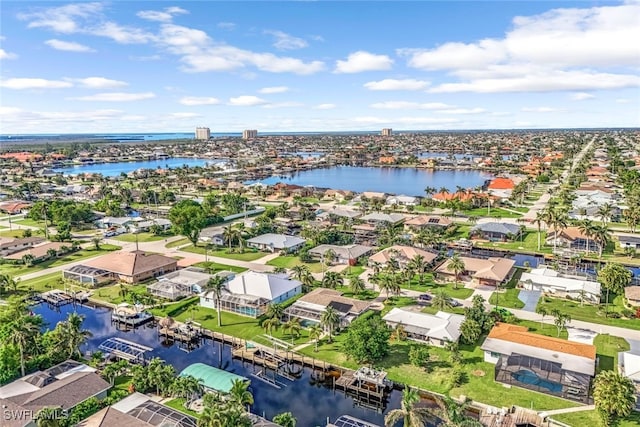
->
343 315 391 363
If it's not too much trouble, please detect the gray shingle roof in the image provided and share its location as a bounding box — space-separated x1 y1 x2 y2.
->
473 222 521 235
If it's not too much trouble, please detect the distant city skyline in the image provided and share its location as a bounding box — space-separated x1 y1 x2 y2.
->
0 1 638 133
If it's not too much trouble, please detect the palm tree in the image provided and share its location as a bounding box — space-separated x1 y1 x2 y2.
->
229 379 254 410
391 323 407 342
262 317 280 335
384 387 432 427
536 306 548 329
35 407 65 427
533 210 546 251
349 276 365 296
290 265 310 282
91 237 102 250
597 203 613 226
223 226 241 251
22 253 35 267
577 219 595 256
308 324 323 352
435 396 483 427
322 249 336 278
8 316 39 377
266 303 284 320
283 317 302 344
431 290 453 311
205 276 226 327
591 224 611 258
322 271 343 289
56 312 92 359
0 274 19 295
320 306 340 342
447 253 465 290
408 255 428 286
272 412 297 427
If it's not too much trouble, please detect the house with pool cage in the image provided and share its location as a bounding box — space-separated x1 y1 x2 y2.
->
481 323 596 403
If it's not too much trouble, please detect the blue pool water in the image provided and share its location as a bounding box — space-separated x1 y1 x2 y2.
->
511 369 562 393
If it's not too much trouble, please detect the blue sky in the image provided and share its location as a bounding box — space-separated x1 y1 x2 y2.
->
0 1 638 133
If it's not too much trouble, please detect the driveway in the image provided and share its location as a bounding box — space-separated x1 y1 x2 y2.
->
517 290 541 312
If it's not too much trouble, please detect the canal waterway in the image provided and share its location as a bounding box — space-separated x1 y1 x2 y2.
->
33 303 403 426
249 166 493 196
53 158 214 176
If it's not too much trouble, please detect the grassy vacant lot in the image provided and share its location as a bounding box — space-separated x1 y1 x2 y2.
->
0 244 121 277
14 218 47 228
463 207 525 218
112 232 165 243
474 230 552 255
489 288 525 309
536 294 640 330
0 229 29 238
192 261 248 274
166 237 190 248
266 255 325 273
183 245 267 262
593 334 630 372
92 283 149 305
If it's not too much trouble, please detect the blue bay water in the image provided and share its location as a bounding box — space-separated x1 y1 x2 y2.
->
53 158 212 176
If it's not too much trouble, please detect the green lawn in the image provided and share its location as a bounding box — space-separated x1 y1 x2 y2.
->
182 245 268 261
536 295 640 331
14 218 47 227
553 409 640 427
509 318 569 339
192 261 248 274
594 334 630 372
474 230 551 255
463 207 524 218
166 237 190 248
0 229 29 238
335 285 378 300
15 272 65 294
381 296 417 314
92 283 149 305
489 288 525 309
112 232 166 243
266 255 325 273
0 244 121 277
164 398 200 418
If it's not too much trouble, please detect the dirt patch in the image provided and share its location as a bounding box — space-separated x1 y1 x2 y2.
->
472 369 486 377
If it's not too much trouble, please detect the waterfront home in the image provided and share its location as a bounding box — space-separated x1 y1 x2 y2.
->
625 286 640 307
0 200 32 214
200 271 302 317
435 256 516 287
318 208 362 221
470 222 522 242
64 250 177 285
520 266 601 302
351 223 377 244
360 212 406 226
361 191 387 200
618 350 640 406
382 308 464 346
246 233 306 253
619 235 640 250
368 245 437 268
148 267 218 300
404 215 452 231
545 227 601 254
180 363 249 394
308 244 374 265
5 241 68 262
385 194 418 206
284 288 371 328
79 392 197 427
323 189 353 201
487 177 516 199
0 236 45 257
481 323 595 403
0 360 111 427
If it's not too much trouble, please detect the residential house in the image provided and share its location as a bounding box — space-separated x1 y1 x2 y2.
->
179 363 248 394
435 256 516 287
283 288 371 328
0 237 45 257
200 271 302 317
6 242 68 262
148 267 218 301
404 215 452 231
361 191 387 201
385 195 418 206
545 227 601 254
360 212 406 226
95 216 135 230
520 266 601 302
382 308 464 347
323 189 353 202
0 201 32 214
199 226 225 246
246 233 306 253
481 323 596 403
64 250 177 285
0 360 111 427
78 392 197 427
487 177 516 199
368 245 437 268
625 286 640 307
470 222 522 242
318 208 362 222
619 235 640 250
618 350 640 408
308 244 374 265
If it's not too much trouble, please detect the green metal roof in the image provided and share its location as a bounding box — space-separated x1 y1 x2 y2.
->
179 363 248 393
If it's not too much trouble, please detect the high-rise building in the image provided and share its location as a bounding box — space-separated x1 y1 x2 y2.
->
381 128 393 136
195 127 210 141
242 129 258 139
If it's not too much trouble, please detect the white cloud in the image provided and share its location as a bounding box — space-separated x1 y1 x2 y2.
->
334 51 393 74
165 112 201 119
217 22 236 30
70 92 156 101
264 30 308 50
401 3 640 93
179 96 220 106
436 108 486 115
228 96 267 106
18 2 104 33
45 39 95 52
91 22 155 44
0 48 17 60
72 77 128 89
364 79 430 91
0 78 73 90
262 102 304 109
370 101 455 110
137 7 188 23
521 107 560 112
569 92 595 101
314 103 336 110
259 86 289 94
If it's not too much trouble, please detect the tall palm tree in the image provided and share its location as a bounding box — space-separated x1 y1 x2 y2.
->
290 265 310 282
35 407 64 427
8 316 39 377
262 317 280 335
308 324 323 352
431 290 453 311
533 210 546 251
408 255 428 286
266 303 284 320
591 224 611 258
229 379 254 410
322 249 336 278
577 219 595 256
56 312 92 359
283 317 301 344
435 396 483 427
322 271 343 289
384 387 432 427
320 306 340 342
447 253 465 290
597 203 613 226
205 276 227 327
349 276 365 296
223 226 241 251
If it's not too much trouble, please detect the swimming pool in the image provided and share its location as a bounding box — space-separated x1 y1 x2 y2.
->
511 369 562 393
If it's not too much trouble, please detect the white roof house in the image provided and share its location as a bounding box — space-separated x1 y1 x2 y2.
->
386 195 418 206
246 233 306 252
382 308 465 346
620 350 640 383
361 212 406 224
225 271 301 301
520 266 601 302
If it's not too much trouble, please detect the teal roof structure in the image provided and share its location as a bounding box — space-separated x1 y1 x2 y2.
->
179 363 248 393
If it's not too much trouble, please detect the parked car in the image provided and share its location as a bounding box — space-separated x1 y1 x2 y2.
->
492 307 513 317
450 299 462 307
418 294 432 301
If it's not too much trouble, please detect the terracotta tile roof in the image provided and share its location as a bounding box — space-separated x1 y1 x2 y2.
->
6 242 67 260
488 177 515 190
625 286 640 301
487 323 596 359
85 250 177 277
547 226 588 241
405 215 452 227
